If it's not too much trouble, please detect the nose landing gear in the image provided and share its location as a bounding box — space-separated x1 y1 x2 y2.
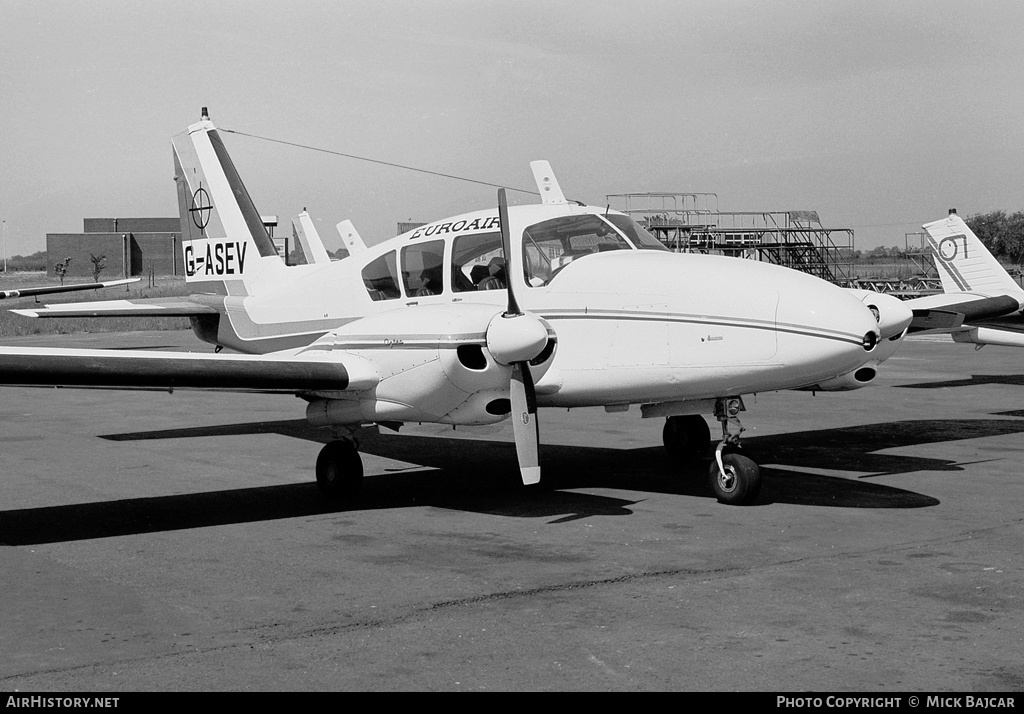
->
708 397 761 505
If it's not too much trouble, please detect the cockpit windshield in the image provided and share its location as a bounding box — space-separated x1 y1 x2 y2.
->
522 214 632 286
604 214 669 251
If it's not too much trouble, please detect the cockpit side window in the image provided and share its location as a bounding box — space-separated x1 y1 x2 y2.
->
401 240 446 297
523 214 631 286
604 214 670 251
361 251 401 301
451 232 506 292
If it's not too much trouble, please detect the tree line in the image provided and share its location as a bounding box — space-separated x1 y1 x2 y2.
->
964 210 1024 266
846 211 1023 264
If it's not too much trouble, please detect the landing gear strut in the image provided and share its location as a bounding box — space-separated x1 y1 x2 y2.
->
707 397 761 506
316 439 364 500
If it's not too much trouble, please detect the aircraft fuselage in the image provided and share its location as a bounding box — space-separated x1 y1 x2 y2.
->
188 204 881 424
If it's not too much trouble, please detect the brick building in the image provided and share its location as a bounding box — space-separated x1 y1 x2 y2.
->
46 217 181 278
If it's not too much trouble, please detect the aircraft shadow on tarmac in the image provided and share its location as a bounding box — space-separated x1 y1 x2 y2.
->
898 374 1024 390
5 414 1021 545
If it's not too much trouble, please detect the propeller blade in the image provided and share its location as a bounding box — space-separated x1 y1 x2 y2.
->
510 361 540 485
497 188 521 317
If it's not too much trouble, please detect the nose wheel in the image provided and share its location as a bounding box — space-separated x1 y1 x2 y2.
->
709 448 761 505
316 439 364 500
707 397 762 505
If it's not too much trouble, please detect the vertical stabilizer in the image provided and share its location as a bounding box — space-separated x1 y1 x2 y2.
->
172 113 287 295
530 161 567 205
336 219 367 256
291 211 332 264
923 214 1023 297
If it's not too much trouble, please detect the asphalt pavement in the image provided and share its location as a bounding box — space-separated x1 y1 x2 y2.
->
0 330 1022 691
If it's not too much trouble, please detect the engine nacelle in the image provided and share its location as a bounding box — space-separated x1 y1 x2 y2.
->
846 289 913 343
302 303 556 427
800 365 878 392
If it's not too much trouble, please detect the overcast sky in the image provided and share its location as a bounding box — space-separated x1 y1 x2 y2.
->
2 0 1024 258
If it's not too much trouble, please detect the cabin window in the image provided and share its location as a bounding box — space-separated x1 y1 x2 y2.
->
401 240 445 297
522 214 631 286
361 251 401 301
451 232 506 292
604 214 669 251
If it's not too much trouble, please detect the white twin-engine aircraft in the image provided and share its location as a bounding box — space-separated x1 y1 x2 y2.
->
0 112 914 506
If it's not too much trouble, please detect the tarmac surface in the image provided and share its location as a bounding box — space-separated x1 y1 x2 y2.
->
0 329 1022 692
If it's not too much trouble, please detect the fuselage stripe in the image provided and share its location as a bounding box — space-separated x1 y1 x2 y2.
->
538 310 867 346
319 312 865 351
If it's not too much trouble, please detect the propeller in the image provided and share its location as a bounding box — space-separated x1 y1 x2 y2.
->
484 189 548 485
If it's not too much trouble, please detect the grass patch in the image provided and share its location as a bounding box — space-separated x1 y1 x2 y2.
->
0 274 193 337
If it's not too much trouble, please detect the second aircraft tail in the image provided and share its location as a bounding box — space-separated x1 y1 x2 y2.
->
923 213 1023 298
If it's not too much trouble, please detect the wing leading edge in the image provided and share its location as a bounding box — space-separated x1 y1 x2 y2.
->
908 294 1022 333
0 346 378 394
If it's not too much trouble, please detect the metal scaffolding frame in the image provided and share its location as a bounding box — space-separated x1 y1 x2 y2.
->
608 193 854 284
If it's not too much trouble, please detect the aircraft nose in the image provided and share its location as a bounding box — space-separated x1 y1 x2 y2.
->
776 279 882 370
853 291 914 340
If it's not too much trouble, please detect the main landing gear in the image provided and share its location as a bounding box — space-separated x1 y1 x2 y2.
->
662 414 711 462
662 398 762 506
315 439 364 500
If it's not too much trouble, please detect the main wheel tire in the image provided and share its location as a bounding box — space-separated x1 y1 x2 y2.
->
663 414 711 462
708 452 761 505
316 440 364 500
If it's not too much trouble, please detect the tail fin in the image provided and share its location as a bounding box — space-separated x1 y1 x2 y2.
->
172 111 287 295
336 219 367 256
923 214 1023 297
291 211 332 264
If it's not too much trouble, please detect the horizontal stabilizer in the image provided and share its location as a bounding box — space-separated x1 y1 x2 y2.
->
0 278 140 300
0 346 378 393
11 298 219 319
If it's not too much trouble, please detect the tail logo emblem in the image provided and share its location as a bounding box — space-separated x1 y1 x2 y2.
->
189 187 212 231
938 234 968 262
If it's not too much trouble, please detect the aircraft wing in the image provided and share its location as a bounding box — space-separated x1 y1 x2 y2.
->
0 346 378 394
907 294 1022 333
10 297 218 319
0 278 141 300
